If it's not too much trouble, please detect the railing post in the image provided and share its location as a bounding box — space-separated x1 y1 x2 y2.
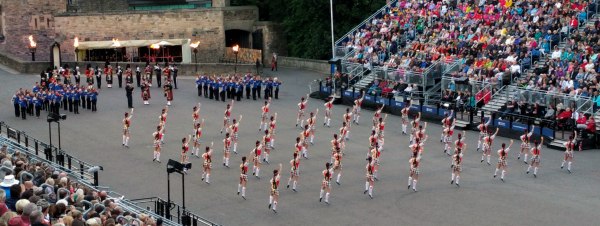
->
24 134 28 149
93 170 99 186
80 162 84 179
68 156 72 170
17 131 21 144
35 140 39 155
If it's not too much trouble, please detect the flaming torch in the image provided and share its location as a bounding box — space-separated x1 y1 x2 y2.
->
232 44 239 73
112 38 121 62
74 37 80 61
190 41 200 71
28 35 37 61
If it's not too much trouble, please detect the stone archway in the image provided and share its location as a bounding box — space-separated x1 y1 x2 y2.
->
225 29 250 48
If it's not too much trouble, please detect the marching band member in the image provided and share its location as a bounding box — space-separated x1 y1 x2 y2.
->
307 110 319 144
561 132 576 173
229 115 243 154
319 162 334 204
181 135 192 173
251 140 263 178
476 117 491 151
202 142 214 184
122 109 133 148
192 119 205 157
163 79 173 106
526 138 544 177
408 152 420 192
372 104 385 131
482 128 499 164
324 97 334 127
353 91 365 124
494 140 514 181
517 126 535 163
260 98 271 131
287 152 301 192
104 65 113 88
238 156 250 200
141 80 151 105
221 100 234 133
95 66 102 89
401 102 412 134
296 94 309 127
268 163 283 213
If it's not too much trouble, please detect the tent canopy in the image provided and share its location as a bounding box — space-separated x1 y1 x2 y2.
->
77 39 189 50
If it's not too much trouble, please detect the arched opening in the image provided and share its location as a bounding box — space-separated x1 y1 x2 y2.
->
225 29 250 49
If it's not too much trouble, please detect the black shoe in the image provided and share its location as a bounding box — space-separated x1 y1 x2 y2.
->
533 174 537 178
527 171 529 174
326 201 329 204
364 190 368 194
451 180 454 184
268 204 271 209
287 185 289 188
253 172 255 175
568 169 571 173
256 176 260 179
501 178 504 182
238 192 240 195
487 162 490 165
369 194 372 199
561 166 564 169
456 183 459 187
407 185 410 189
157 160 161 163
293 189 297 192
412 188 417 192
374 178 379 181
336 181 340 185
223 163 226 166
476 148 480 152
122 144 124 146
518 156 521 159
323 123 326 125
242 196 246 200
481 160 484 163
524 161 528 164
295 124 298 127
273 209 277 213
494 175 497 178
153 158 156 162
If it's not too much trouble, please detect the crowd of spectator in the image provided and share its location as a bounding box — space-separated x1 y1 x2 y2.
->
0 144 162 226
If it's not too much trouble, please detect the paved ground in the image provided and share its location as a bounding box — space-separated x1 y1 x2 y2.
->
1 65 599 226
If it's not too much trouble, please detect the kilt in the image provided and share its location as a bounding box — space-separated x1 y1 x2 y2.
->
564 151 573 158
154 141 162 148
298 109 305 116
322 180 331 188
195 136 201 144
410 168 419 175
290 168 299 176
123 127 131 134
521 143 530 149
181 152 188 160
262 112 268 120
240 174 248 181
311 125 316 133
372 118 378 124
373 158 380 165
531 155 540 163
223 147 230 154
366 174 374 182
355 106 361 113
224 117 231 124
233 132 239 140
270 128 276 134
271 189 279 195
445 136 452 143
304 138 309 145
454 165 462 172
253 156 262 164
203 162 212 169
379 130 385 138
479 131 486 137
325 109 331 116
334 163 342 170
498 159 507 166
402 116 408 124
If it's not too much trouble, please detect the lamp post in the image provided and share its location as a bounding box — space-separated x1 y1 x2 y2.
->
74 37 79 62
232 45 239 73
166 159 192 224
28 35 37 61
190 41 199 72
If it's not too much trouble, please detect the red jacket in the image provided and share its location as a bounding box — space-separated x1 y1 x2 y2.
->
557 110 572 119
586 120 596 132
577 116 587 124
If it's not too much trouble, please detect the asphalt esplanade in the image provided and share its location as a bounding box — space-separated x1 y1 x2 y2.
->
0 65 598 226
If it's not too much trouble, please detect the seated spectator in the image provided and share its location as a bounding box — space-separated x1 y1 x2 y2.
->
576 113 587 130
584 117 596 137
543 105 556 120
557 107 573 124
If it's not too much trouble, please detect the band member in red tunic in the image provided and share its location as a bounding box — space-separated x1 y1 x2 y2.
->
144 65 152 87
122 109 133 148
372 104 384 131
163 79 173 106
202 142 214 184
319 162 334 204
517 126 535 163
104 65 113 88
141 80 151 105
238 155 250 200
229 115 243 154
221 100 234 133
323 97 334 127
526 137 544 177
401 102 412 134
152 125 164 163
476 116 491 151
494 140 513 181
250 140 262 178
307 109 319 144
260 97 271 131
287 152 301 192
181 135 192 173
296 94 309 127
561 132 576 173
364 156 375 198
192 119 204 157
268 113 278 149
353 91 366 124
408 152 420 192
268 163 282 213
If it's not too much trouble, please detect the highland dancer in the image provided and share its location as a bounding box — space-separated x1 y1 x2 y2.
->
442 118 456 155
268 164 283 213
159 106 168 144
441 110 454 142
517 126 535 163
324 97 334 127
268 113 278 149
229 115 243 154
250 140 263 178
201 142 214 184
122 109 133 148
408 152 420 192
192 103 201 124
300 125 311 159
376 114 388 148
401 102 412 135
330 134 342 164
238 156 249 199
353 91 366 125
476 117 491 151
319 162 334 204
306 109 319 145
364 156 375 198
152 125 164 163
333 147 343 185
296 94 309 127
342 107 354 140
450 146 463 186
287 152 301 192
262 130 273 163
372 104 385 131
192 119 205 157
561 132 576 173
494 140 514 181
481 128 499 165
526 138 544 177
181 135 192 173
452 131 466 168
221 100 234 133
223 133 233 168
409 113 421 143
260 97 271 131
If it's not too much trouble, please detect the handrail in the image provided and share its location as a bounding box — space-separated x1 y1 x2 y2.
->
334 0 398 46
490 85 508 105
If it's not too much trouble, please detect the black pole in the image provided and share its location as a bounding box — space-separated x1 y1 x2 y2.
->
167 171 171 220
235 53 238 73
182 174 185 211
48 122 52 147
58 122 61 150
93 171 98 186
80 162 84 179
32 52 35 61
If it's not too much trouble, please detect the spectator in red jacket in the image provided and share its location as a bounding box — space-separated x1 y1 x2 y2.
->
557 107 573 124
586 117 596 133
576 113 587 129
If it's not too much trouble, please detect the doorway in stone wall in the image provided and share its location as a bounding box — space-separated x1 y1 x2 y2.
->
225 29 250 48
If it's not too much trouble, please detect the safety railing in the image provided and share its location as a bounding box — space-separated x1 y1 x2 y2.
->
507 85 591 108
125 197 219 226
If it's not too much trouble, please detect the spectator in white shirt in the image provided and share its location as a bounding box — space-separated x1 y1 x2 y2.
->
551 49 562 59
510 62 521 74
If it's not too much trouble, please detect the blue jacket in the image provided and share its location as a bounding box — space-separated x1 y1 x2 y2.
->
253 80 261 88
196 79 202 86
74 92 80 101
593 95 600 106
20 99 27 107
273 82 281 90
90 92 98 100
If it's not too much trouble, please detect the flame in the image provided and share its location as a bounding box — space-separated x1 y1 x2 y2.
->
74 37 79 48
190 41 200 48
150 44 160 49
112 38 121 47
28 35 36 48
232 44 239 52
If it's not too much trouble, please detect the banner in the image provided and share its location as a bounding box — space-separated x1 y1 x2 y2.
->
343 90 354 97
511 123 527 131
321 87 331 93
542 128 554 137
438 109 456 117
494 120 510 129
376 98 389 105
531 125 541 135
410 104 420 111
422 106 437 114
391 100 405 108
364 95 375 102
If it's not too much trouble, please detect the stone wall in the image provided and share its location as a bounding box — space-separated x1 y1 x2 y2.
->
253 21 288 67
53 9 226 63
277 57 330 74
223 47 261 64
0 0 67 62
